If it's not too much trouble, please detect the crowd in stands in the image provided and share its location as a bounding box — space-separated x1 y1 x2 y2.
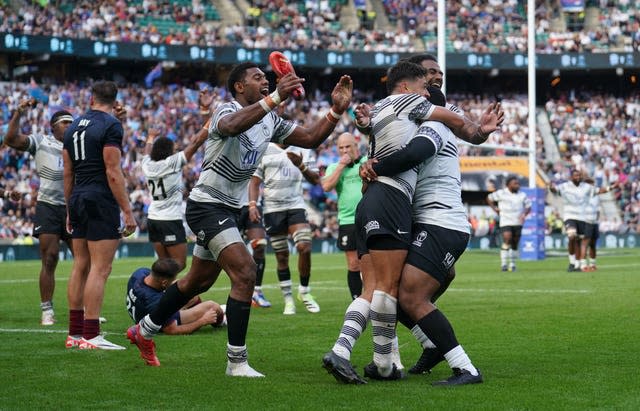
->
2 78 638 242
1 0 639 53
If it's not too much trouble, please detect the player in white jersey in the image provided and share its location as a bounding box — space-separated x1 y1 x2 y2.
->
487 176 532 272
249 143 321 315
5 99 74 326
128 62 353 377
323 62 502 384
549 170 613 272
141 89 213 270
583 190 600 271
359 88 488 386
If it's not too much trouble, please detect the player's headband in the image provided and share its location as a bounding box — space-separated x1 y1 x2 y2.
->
51 115 74 126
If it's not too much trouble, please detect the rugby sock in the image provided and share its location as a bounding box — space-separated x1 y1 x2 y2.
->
569 254 576 266
146 283 191 332
227 343 248 365
300 274 310 288
140 315 162 338
332 297 370 361
371 290 397 377
589 258 596 267
299 285 310 294
277 268 292 299
40 301 53 312
579 258 587 269
411 324 437 349
397 305 414 330
69 309 84 336
254 257 265 287
416 309 458 355
500 246 508 266
83 319 100 340
226 296 251 346
347 270 362 299
444 345 479 376
508 248 515 266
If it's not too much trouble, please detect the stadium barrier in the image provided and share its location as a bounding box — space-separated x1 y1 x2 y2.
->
2 34 638 70
0 234 638 261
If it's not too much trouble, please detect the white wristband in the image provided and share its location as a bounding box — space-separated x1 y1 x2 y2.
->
356 118 370 128
270 90 281 105
329 108 342 120
4 190 10 199
259 99 272 113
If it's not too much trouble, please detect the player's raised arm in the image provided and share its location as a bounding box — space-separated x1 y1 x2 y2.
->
429 102 504 145
284 75 353 149
4 99 36 151
217 71 304 137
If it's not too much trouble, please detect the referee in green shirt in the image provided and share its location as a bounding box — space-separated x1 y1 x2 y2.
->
322 132 367 299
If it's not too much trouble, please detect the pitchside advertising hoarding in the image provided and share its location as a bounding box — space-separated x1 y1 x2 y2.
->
2 34 638 71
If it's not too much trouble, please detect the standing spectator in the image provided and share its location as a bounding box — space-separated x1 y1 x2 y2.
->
5 99 74 326
63 81 137 350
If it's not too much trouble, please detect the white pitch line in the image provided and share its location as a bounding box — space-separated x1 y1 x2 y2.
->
447 288 590 294
0 328 123 335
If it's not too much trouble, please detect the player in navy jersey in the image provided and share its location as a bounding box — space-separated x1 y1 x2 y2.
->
63 81 137 350
126 259 224 334
141 89 213 271
128 62 352 377
5 101 74 326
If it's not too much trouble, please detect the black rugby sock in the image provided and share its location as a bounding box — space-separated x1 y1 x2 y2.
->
347 270 362 299
226 296 251 346
416 309 459 354
149 283 191 326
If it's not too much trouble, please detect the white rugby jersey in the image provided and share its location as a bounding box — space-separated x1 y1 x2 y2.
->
488 188 532 227
253 143 316 214
142 151 187 220
189 101 296 208
555 181 596 222
583 190 600 224
27 133 65 206
369 93 435 200
412 121 470 234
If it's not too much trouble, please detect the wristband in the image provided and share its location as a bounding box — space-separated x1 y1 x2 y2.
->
299 165 308 173
270 90 282 105
329 108 342 120
325 113 338 124
248 200 257 208
356 118 370 128
4 190 10 199
202 119 211 130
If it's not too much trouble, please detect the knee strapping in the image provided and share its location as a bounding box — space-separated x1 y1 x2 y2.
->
292 228 312 246
501 243 510 251
250 238 267 249
270 235 289 253
566 228 577 239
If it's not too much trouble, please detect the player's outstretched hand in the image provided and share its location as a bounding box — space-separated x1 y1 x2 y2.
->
331 75 353 114
198 87 214 112
16 98 37 115
276 72 305 101
479 102 504 135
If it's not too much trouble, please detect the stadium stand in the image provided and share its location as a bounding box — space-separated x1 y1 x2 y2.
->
1 0 638 52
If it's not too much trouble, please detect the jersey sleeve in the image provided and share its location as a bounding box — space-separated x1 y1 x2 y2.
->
26 134 42 156
408 96 436 122
272 114 296 144
523 193 532 209
210 102 237 136
414 124 444 153
103 121 124 148
488 190 501 202
253 157 265 181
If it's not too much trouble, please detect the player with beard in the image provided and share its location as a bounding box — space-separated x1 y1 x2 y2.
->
128 62 352 377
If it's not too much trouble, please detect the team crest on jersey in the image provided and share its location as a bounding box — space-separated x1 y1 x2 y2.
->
364 220 380 233
341 235 348 247
261 123 270 137
197 230 205 242
412 230 428 247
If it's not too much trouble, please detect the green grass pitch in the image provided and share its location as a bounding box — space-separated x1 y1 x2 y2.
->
1 249 639 410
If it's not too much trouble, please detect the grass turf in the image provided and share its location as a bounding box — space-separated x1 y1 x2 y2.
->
0 249 639 410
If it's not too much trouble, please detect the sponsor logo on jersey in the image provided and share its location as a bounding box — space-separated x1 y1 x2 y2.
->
197 230 205 242
164 235 176 242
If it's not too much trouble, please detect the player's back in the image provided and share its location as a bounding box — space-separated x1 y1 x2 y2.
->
63 109 123 190
412 121 470 234
142 152 187 220
126 268 155 323
369 93 435 200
